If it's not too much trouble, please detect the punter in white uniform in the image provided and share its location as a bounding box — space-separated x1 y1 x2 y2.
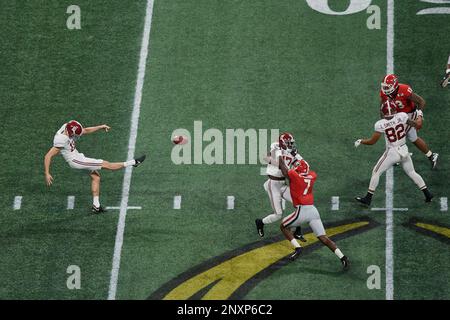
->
354 101 433 206
255 133 305 240
44 120 146 213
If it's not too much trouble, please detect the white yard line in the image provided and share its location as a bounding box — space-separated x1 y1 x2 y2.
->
440 197 448 212
173 195 182 210
106 206 142 210
67 196 75 210
227 196 235 210
107 0 155 300
331 196 339 211
385 0 395 301
13 196 22 210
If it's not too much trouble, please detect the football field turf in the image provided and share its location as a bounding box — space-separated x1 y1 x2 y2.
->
0 0 449 300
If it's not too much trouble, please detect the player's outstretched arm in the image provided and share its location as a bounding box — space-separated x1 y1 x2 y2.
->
355 132 382 147
410 92 426 110
44 147 60 186
82 124 110 135
278 156 289 178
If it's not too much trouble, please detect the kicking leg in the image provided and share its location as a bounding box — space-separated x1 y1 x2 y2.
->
101 155 147 171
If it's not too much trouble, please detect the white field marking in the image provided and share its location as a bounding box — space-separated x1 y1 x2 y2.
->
420 0 450 4
331 196 339 211
13 196 22 210
107 0 155 301
67 196 75 210
385 0 395 301
372 207 408 212
282 199 286 210
106 206 142 210
440 197 448 212
417 8 450 15
227 196 235 210
173 195 182 210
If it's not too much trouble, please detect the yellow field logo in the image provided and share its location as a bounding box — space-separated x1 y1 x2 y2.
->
149 218 378 300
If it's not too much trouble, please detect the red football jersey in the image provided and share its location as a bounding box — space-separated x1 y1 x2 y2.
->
288 170 317 206
380 83 416 113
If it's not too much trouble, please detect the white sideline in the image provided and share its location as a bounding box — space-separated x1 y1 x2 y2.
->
107 0 155 300
385 0 395 301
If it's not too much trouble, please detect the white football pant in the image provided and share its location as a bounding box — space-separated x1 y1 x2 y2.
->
369 145 426 192
262 179 292 224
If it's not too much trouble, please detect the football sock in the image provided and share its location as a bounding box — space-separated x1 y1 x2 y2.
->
262 213 282 224
334 248 344 259
93 196 100 208
291 239 301 248
426 151 432 158
123 160 136 167
422 188 432 198
366 191 373 201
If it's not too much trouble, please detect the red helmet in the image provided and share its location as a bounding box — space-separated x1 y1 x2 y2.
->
381 74 399 95
294 159 310 175
66 120 83 137
380 100 397 119
279 132 295 150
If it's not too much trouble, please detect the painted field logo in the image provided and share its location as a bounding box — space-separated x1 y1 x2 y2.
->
149 218 378 300
171 121 279 165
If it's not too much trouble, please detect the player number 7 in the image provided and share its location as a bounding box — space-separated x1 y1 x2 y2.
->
303 179 311 195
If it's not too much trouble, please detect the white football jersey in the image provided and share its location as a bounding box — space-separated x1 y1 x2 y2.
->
375 112 409 148
53 124 81 162
266 142 303 177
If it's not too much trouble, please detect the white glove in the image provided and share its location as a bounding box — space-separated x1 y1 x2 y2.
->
354 139 362 148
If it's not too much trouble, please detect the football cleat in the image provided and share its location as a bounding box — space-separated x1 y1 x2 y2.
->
341 256 350 271
429 152 438 170
355 196 371 206
92 205 107 214
255 219 264 237
133 155 146 167
294 227 307 242
441 72 450 88
289 247 303 261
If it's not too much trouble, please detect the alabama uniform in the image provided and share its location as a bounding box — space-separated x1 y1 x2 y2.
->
368 112 427 193
53 123 103 171
281 169 326 237
262 141 303 223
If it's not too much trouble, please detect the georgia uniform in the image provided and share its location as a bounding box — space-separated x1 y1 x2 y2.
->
53 123 103 171
281 164 326 237
380 83 422 143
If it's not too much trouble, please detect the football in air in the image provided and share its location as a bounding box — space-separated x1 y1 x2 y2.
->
172 135 188 145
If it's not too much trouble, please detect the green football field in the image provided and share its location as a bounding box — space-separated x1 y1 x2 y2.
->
1 0 449 300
